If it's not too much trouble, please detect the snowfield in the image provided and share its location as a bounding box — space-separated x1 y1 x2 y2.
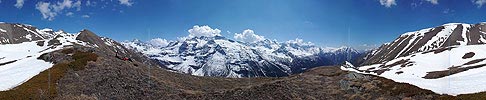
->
342 44 486 96
0 32 86 91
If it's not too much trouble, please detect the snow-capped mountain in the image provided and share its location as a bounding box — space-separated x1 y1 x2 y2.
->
0 23 88 91
343 22 486 95
361 23 486 66
123 35 363 78
0 23 142 91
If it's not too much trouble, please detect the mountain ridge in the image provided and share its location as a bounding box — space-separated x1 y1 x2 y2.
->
123 34 365 78
361 22 486 66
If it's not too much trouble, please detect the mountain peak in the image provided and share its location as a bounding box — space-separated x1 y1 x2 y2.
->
442 23 464 26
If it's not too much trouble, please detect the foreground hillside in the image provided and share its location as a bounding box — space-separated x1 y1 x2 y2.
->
3 46 475 99
1 23 485 99
0 45 446 99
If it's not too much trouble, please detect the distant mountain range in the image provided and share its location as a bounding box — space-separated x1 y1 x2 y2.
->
123 35 365 78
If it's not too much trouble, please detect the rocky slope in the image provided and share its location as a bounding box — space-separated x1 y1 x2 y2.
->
0 23 56 44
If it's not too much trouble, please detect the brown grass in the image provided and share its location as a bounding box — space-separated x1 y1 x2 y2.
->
424 63 486 79
438 92 486 100
0 50 98 99
377 77 436 97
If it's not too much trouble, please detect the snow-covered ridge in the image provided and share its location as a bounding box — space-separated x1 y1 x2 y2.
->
0 29 6 33
343 44 486 95
362 22 486 65
0 23 97 91
351 22 486 96
398 23 473 38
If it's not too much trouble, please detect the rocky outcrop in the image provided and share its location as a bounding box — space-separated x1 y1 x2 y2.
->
0 23 55 44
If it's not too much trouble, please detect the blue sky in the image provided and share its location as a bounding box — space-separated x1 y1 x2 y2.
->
1 0 486 49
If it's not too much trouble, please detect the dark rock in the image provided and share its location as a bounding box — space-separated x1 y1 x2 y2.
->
37 41 45 46
462 52 475 59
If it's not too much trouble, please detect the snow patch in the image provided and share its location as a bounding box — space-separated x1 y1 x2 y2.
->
25 34 32 41
0 32 88 91
0 29 6 33
343 44 486 95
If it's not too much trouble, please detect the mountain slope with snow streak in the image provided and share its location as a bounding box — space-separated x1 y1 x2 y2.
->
361 23 486 66
343 44 486 95
344 22 486 96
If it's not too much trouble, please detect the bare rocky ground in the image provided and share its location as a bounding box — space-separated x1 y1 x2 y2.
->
49 46 451 100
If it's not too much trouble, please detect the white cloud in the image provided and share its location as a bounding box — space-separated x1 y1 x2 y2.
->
119 0 133 6
234 29 265 43
74 0 81 10
188 25 221 38
357 44 380 51
442 9 454 14
81 15 90 18
379 0 396 8
53 0 82 12
286 38 314 46
425 0 439 4
65 12 74 16
15 0 25 9
36 2 56 21
86 0 97 7
148 38 170 47
35 0 82 21
473 0 486 7
86 0 91 6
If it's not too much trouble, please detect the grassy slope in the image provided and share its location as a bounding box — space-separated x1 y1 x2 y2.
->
439 92 486 100
0 49 98 99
